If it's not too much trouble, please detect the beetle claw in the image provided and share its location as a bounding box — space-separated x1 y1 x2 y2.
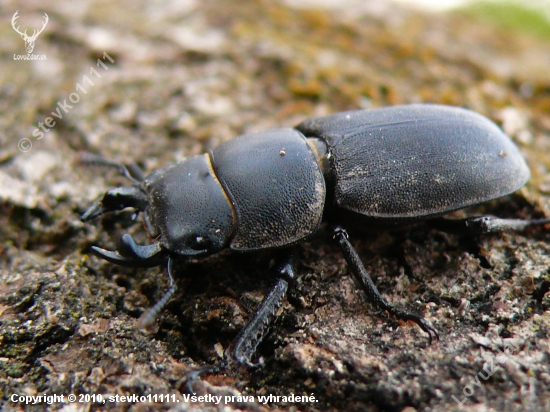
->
402 314 439 345
419 320 439 345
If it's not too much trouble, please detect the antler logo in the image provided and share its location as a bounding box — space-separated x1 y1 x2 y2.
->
12 11 49 54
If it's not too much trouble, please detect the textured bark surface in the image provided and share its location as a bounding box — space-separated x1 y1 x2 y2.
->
1 1 550 411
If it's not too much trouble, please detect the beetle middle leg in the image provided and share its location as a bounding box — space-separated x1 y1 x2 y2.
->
331 225 439 344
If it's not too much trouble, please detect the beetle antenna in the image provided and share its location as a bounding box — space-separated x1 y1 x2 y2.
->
78 152 145 183
137 258 178 329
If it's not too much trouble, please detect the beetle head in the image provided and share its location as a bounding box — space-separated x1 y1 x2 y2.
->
82 154 235 266
142 155 235 257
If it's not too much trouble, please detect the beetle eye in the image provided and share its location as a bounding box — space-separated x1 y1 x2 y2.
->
189 235 211 251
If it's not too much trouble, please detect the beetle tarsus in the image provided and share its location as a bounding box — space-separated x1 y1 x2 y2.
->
181 362 227 394
388 309 439 344
464 216 550 233
228 251 297 366
331 225 438 344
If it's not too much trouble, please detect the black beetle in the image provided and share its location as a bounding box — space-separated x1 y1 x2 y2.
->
82 104 548 366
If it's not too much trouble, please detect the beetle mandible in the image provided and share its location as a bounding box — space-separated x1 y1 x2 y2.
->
82 103 549 366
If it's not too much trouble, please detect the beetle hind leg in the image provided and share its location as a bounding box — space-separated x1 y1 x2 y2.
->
331 225 439 344
427 215 550 234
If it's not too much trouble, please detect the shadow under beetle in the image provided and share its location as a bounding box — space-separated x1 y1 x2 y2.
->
82 104 549 366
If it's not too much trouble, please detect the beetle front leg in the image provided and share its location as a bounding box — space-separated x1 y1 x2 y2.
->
137 258 178 329
331 226 439 344
228 252 297 367
183 252 296 391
